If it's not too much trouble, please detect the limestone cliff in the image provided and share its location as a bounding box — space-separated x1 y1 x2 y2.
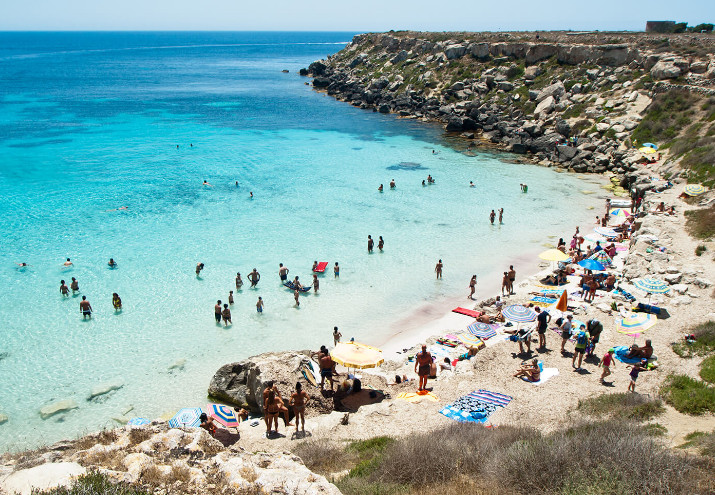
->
302 31 715 177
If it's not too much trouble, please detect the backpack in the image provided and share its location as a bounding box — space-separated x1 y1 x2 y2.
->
577 331 587 346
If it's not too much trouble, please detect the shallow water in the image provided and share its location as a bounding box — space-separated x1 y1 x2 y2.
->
0 32 605 450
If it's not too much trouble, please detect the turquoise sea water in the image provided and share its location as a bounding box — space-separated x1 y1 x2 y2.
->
0 32 604 450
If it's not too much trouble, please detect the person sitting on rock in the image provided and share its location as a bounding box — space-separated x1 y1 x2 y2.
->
199 413 217 437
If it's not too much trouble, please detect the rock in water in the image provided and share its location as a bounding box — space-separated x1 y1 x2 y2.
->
88 380 124 400
168 358 186 371
0 413 8 425
40 400 79 420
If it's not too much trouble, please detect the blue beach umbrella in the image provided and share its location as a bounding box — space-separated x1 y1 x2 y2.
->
502 305 537 323
578 258 605 271
642 143 658 150
633 278 670 294
127 417 151 426
168 407 203 428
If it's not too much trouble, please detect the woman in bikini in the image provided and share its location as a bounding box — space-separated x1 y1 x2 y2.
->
513 358 541 382
289 382 310 433
264 391 282 436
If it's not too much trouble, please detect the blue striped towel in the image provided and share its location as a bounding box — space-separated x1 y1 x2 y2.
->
470 389 513 407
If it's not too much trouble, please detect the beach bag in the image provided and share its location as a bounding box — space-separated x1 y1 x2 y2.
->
576 331 587 346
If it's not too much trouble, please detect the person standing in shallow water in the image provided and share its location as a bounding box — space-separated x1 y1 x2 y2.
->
378 236 384 251
248 268 260 287
490 210 496 225
294 288 300 306
468 275 477 300
60 280 69 297
222 304 232 326
312 274 319 293
79 296 92 319
334 262 339 278
367 235 374 253
279 263 289 282
256 296 264 313
498 208 504 224
435 259 443 279
214 300 222 324
70 277 79 294
235 272 243 289
112 293 122 311
333 326 341 346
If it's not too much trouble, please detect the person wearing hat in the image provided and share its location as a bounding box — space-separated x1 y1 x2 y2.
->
599 348 616 384
414 345 432 392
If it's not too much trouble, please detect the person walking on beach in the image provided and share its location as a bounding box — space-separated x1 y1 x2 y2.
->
508 265 516 294
195 262 204 277
222 303 232 326
70 277 80 294
378 236 384 251
290 382 310 434
79 296 92 319
367 235 374 253
334 262 340 278
415 345 432 392
468 275 477 299
599 348 615 384
498 208 504 224
112 293 122 311
435 259 443 279
560 314 574 354
294 288 300 306
535 306 550 349
490 210 496 225
279 263 289 282
627 360 647 392
256 296 264 313
248 268 260 287
312 274 319 293
501 272 509 296
214 300 222 323
235 272 243 289
572 325 589 370
60 280 69 297
333 326 342 346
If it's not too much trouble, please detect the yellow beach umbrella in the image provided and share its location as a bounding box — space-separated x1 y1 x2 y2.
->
616 313 657 336
331 342 384 370
538 249 570 262
638 147 656 154
684 184 707 197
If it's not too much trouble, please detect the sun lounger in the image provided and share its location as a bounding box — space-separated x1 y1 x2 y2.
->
313 261 328 273
452 307 482 318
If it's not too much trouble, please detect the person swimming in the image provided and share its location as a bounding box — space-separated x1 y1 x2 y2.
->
108 258 117 268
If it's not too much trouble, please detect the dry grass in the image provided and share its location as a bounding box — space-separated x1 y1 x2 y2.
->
139 464 166 486
685 206 715 240
74 429 118 451
327 421 710 495
128 428 152 446
294 438 356 475
577 392 665 421
81 448 125 472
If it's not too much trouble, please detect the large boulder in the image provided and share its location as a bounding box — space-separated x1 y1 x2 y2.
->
469 42 491 60
308 60 327 76
535 95 555 116
312 77 330 88
445 117 464 132
650 60 681 80
444 44 467 60
390 50 408 64
526 44 558 65
1 462 86 495
536 81 565 102
555 119 571 137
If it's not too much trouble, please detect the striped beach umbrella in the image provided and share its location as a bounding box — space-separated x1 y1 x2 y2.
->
127 417 151 426
206 403 239 428
594 227 618 238
168 407 203 428
610 209 630 218
616 313 657 336
684 184 707 197
502 305 537 323
467 322 498 339
589 251 613 267
633 278 670 294
456 332 482 346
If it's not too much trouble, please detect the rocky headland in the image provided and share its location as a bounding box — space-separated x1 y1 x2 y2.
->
301 31 715 183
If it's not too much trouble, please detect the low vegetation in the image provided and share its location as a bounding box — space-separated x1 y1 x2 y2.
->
33 472 151 495
660 374 715 415
679 430 715 457
298 421 711 494
672 321 715 357
685 206 715 240
577 392 665 421
700 355 715 384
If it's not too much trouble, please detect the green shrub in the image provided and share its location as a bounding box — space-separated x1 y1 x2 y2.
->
577 393 665 421
32 472 151 495
695 244 707 256
672 321 715 358
661 374 715 415
680 430 715 457
700 356 715 384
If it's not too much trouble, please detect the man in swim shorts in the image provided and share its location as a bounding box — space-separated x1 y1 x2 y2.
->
367 235 374 253
317 349 334 391
508 265 516 294
279 263 289 282
248 268 260 287
415 345 432 392
535 306 550 349
435 259 443 279
70 277 79 294
214 300 222 323
490 210 495 224
256 296 264 313
334 262 339 278
79 296 92 319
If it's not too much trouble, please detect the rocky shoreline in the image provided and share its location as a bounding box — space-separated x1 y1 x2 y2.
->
301 31 715 176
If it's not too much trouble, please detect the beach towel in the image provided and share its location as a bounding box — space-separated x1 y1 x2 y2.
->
313 261 328 273
429 346 454 358
613 345 641 364
530 296 558 307
452 307 482 318
467 322 498 340
396 391 439 403
439 389 511 423
521 368 559 385
535 288 566 296
436 338 459 347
